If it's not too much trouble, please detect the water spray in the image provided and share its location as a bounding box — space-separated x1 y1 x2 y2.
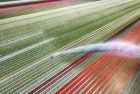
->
50 40 140 59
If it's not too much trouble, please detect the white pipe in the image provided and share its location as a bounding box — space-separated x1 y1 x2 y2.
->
0 38 54 62
0 0 39 5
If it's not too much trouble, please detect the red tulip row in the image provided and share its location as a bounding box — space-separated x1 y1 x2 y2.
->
0 0 62 13
0 0 61 8
55 25 140 94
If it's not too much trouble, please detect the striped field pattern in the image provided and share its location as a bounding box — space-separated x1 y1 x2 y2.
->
0 0 140 94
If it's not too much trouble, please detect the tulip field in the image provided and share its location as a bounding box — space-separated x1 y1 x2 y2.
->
0 0 140 94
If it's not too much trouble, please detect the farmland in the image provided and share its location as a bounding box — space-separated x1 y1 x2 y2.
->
0 0 140 94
